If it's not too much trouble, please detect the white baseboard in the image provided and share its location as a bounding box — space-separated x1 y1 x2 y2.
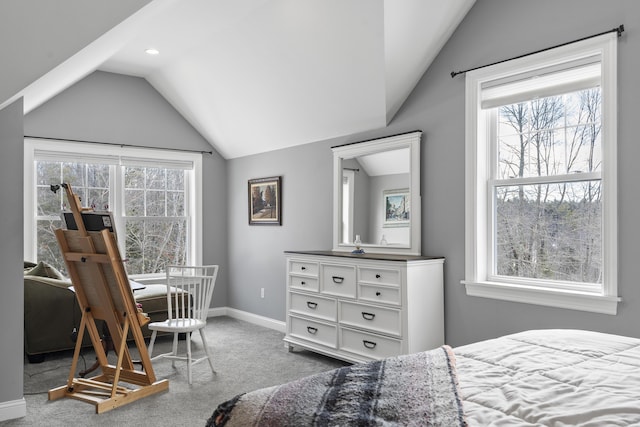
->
0 398 26 422
208 307 286 333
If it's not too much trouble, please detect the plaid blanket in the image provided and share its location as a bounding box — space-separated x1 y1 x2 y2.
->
207 346 466 427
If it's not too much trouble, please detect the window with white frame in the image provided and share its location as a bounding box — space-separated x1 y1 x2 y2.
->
24 139 202 278
463 33 619 314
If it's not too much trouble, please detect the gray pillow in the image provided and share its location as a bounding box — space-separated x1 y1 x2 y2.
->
24 261 66 280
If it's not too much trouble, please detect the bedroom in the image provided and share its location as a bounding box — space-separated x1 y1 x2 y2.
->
1 0 640 424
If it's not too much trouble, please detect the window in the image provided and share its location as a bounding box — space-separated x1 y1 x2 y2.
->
24 139 202 278
342 169 355 243
463 33 619 314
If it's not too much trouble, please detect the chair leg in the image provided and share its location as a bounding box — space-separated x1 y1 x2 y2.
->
148 330 158 358
171 332 179 368
199 328 215 374
186 331 193 384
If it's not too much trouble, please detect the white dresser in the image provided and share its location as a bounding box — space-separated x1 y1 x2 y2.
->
284 250 444 364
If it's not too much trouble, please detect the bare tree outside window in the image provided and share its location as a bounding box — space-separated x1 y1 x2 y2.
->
35 162 110 274
34 162 188 276
494 88 602 284
124 166 188 275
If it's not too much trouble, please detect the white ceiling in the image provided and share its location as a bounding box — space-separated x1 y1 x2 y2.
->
357 148 410 177
21 0 476 159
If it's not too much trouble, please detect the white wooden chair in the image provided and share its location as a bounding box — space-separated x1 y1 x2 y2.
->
147 265 219 384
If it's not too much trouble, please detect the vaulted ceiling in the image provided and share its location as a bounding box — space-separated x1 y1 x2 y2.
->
11 0 476 159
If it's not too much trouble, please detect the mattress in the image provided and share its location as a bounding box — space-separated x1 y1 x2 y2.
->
455 329 640 426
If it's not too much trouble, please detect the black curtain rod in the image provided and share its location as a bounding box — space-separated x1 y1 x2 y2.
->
450 24 625 78
24 135 214 155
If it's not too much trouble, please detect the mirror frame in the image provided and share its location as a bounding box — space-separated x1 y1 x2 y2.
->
332 131 422 255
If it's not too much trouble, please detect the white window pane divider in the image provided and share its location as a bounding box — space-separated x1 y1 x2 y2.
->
490 171 601 187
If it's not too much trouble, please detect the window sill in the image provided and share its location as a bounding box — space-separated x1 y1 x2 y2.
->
129 274 166 285
462 280 620 315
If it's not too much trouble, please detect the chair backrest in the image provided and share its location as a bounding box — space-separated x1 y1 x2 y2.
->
165 265 219 322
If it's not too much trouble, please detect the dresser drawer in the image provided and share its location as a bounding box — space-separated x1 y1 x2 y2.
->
321 264 356 297
359 266 401 286
339 301 401 337
358 283 401 306
340 327 402 360
289 259 319 276
289 275 319 292
289 292 336 321
289 316 337 349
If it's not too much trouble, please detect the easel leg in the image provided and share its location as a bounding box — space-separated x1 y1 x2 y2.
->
66 314 88 389
80 323 114 378
110 317 130 398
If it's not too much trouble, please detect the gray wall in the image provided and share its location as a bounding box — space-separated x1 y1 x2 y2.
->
227 141 334 319
0 99 25 408
227 0 640 346
24 71 229 307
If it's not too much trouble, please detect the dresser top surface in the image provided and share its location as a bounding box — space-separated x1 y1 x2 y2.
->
284 250 444 262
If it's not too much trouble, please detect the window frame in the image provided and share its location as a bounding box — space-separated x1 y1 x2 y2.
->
462 33 619 315
24 138 203 280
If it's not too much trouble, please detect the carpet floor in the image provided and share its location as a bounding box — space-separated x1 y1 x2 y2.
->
5 316 348 427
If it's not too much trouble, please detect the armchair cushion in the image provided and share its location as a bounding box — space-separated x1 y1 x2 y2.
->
134 284 179 314
24 274 80 358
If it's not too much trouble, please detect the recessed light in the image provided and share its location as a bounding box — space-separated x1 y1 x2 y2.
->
145 48 160 55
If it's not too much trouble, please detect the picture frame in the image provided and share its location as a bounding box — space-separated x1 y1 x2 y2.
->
383 188 410 227
248 176 282 225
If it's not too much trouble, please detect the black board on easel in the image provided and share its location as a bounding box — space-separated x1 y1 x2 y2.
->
61 211 116 234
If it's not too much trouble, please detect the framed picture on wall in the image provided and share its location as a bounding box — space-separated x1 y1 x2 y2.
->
248 176 282 225
383 188 409 227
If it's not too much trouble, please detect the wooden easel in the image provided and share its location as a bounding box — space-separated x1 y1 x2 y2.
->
48 183 168 413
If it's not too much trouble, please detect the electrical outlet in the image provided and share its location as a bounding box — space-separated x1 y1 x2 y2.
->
260 288 265 298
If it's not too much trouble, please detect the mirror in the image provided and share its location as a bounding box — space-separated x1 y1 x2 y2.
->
332 131 422 255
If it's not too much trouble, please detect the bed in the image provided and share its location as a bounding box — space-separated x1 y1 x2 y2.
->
206 329 640 426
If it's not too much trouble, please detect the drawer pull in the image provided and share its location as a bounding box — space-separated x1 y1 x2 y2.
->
306 301 318 309
306 326 318 334
363 340 377 349
375 291 381 296
332 276 344 284
361 312 376 321
301 266 307 271
300 281 306 285
376 274 381 279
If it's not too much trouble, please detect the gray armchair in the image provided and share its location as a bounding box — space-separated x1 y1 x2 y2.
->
24 261 176 363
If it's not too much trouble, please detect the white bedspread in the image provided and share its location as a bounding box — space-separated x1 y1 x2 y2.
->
455 329 640 426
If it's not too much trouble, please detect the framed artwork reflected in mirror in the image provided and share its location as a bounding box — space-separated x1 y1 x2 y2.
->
383 188 410 227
